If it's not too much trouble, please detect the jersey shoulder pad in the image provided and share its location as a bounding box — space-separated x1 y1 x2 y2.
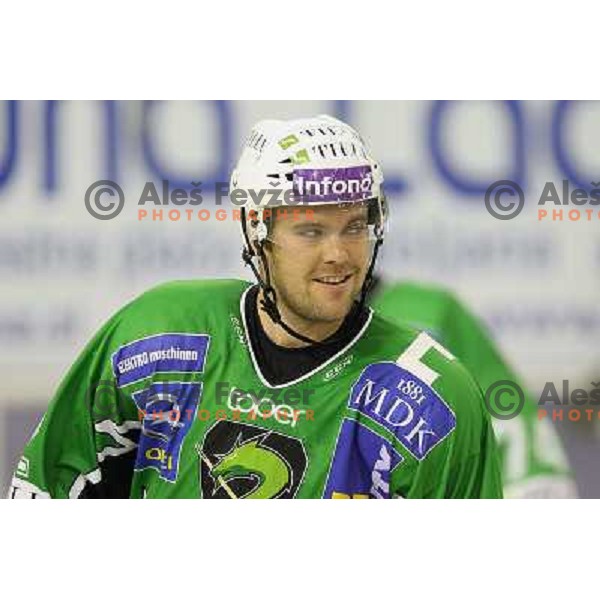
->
368 310 421 348
128 278 252 314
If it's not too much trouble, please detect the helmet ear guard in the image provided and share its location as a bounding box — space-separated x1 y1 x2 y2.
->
255 220 268 244
240 206 270 261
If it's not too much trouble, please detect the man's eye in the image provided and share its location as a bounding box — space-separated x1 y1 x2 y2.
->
346 221 368 235
297 228 323 238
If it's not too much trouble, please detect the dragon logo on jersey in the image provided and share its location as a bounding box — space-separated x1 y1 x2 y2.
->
198 421 307 499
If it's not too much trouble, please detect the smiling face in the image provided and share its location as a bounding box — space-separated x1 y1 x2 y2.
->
260 202 373 342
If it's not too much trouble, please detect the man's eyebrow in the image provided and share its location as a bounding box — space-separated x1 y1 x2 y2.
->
343 214 369 226
291 221 323 230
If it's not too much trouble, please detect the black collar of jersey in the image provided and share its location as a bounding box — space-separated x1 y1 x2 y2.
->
243 285 370 386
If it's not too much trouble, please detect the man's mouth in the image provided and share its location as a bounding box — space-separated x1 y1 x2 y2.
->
312 274 353 286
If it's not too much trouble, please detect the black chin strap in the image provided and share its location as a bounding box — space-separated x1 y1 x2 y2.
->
242 242 325 346
358 235 383 309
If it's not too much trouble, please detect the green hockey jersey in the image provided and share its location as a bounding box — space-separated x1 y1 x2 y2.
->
9 279 502 499
373 281 577 498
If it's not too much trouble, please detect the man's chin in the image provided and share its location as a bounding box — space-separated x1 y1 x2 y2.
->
311 300 355 324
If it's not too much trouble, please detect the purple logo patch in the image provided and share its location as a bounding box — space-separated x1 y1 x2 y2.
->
323 419 403 499
112 333 210 387
293 165 374 203
132 381 202 482
348 363 456 460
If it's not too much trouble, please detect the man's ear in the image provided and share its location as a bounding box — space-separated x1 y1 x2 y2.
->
259 237 274 255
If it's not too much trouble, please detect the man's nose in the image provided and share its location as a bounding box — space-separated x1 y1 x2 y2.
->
321 233 350 263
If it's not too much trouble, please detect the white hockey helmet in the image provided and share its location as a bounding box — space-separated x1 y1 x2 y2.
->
231 114 387 249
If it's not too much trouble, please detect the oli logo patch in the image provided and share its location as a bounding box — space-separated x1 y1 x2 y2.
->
131 381 202 482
